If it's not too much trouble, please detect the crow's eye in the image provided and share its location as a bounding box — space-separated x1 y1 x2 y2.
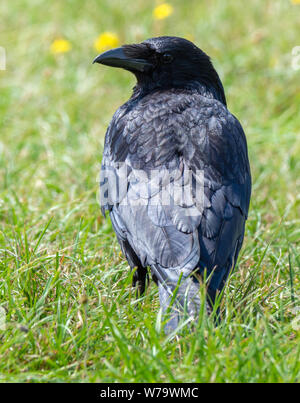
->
162 53 173 63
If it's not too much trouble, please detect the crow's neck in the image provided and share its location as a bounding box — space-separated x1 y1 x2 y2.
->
132 78 227 106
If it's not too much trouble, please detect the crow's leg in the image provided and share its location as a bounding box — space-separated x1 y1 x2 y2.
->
132 265 149 297
117 238 149 296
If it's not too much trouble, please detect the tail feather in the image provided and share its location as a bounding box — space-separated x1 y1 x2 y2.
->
155 268 201 333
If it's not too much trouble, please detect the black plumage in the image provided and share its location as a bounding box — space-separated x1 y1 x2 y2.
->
93 36 251 331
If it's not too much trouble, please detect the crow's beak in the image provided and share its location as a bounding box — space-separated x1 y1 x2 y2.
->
93 47 153 73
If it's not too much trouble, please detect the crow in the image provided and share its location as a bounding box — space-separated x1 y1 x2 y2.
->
93 36 251 331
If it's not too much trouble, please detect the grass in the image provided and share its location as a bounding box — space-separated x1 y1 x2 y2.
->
0 0 299 382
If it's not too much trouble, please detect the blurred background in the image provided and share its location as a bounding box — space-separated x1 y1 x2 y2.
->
0 0 299 382
0 0 299 209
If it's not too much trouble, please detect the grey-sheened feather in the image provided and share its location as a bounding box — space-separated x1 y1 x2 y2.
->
97 36 251 331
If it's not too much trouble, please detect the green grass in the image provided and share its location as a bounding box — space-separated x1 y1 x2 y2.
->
0 0 299 382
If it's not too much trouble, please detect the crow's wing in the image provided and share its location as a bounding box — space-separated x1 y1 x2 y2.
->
100 89 251 289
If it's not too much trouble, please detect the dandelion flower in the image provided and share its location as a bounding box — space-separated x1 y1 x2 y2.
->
291 0 300 4
184 34 195 43
153 3 174 20
94 32 120 52
50 39 71 54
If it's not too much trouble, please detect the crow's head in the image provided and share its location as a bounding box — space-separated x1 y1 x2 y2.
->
93 36 226 105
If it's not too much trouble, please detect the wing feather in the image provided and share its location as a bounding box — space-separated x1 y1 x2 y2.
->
100 89 251 284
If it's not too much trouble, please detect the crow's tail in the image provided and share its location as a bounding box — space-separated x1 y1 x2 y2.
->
152 265 201 333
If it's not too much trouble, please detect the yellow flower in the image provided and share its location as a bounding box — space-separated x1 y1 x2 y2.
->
94 32 120 52
50 39 71 54
153 3 174 20
291 0 300 4
184 34 195 43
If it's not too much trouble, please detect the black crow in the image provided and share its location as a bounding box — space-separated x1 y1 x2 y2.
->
93 36 251 331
